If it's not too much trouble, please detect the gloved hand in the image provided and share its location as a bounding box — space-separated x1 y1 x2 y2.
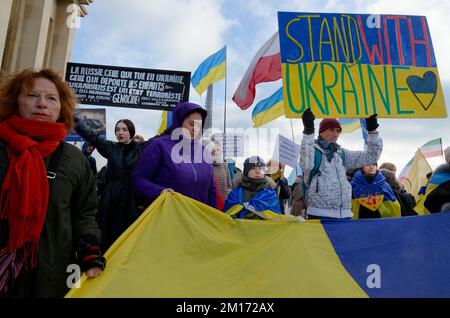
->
365 114 379 132
76 236 106 272
302 108 315 135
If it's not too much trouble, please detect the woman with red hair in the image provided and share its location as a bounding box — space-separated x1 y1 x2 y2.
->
0 69 105 297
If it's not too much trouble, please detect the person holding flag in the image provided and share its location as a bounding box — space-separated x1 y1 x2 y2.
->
415 147 450 214
132 102 217 209
351 163 402 219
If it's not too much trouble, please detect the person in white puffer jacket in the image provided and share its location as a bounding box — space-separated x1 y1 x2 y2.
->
300 109 383 219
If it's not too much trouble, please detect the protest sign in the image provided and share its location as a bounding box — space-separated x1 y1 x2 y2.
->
273 135 301 168
278 12 447 118
66 62 190 111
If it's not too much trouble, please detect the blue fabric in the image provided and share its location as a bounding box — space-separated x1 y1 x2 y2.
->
418 185 428 196
227 161 235 180
82 141 95 157
224 187 281 218
360 118 368 146
351 170 397 202
322 213 450 297
430 172 450 186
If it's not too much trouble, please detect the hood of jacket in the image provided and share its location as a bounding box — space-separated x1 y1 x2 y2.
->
82 141 95 157
169 102 207 134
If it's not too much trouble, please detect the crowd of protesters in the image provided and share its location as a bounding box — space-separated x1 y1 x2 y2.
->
1 67 450 298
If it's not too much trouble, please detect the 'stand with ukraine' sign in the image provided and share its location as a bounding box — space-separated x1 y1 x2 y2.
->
277 12 447 118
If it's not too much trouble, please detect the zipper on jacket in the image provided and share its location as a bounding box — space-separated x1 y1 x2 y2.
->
190 162 198 185
316 172 321 193
333 155 343 218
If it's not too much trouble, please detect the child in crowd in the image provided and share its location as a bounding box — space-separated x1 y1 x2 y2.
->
223 156 281 219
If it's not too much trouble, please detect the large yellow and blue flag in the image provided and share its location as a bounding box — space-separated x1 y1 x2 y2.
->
67 192 450 298
191 46 226 95
251 87 284 127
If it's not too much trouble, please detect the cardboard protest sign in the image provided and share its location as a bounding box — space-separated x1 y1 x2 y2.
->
278 12 447 118
66 62 190 111
272 135 301 168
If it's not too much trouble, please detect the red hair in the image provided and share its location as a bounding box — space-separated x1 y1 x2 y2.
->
0 68 78 130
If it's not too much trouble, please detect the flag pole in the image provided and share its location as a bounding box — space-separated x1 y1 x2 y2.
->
205 85 213 133
223 45 227 136
289 118 298 176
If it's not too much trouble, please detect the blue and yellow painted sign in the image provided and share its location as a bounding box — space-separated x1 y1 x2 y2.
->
278 12 447 118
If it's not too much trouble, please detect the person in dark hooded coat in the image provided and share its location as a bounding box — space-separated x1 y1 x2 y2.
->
132 102 217 208
75 117 145 251
82 141 97 176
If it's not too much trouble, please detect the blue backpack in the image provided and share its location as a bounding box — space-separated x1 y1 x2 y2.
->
301 148 346 195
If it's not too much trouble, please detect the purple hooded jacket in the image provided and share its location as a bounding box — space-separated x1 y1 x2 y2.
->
132 102 217 208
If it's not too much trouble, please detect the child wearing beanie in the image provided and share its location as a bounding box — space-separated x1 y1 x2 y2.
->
223 156 281 219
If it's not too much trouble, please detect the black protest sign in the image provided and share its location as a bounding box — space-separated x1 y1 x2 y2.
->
66 62 190 111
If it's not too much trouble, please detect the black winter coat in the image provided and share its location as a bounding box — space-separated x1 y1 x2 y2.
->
273 176 290 214
75 120 145 251
0 140 100 297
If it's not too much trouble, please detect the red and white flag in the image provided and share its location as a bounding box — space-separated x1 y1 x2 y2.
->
232 32 282 110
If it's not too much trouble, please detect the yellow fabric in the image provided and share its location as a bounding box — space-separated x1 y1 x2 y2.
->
340 119 361 133
66 193 367 298
356 194 384 211
157 111 168 135
352 199 401 219
414 183 438 215
224 204 303 221
403 150 433 200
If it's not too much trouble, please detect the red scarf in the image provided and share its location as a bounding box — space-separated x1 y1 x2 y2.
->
0 115 67 266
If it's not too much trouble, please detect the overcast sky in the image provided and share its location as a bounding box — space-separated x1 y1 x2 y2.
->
71 0 450 174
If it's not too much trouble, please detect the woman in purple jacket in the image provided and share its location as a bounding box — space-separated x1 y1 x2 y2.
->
132 102 217 208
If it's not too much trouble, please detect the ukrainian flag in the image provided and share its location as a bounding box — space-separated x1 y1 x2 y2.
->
252 87 284 127
351 171 402 219
67 192 450 298
157 111 172 135
191 46 226 95
414 170 450 215
338 118 361 133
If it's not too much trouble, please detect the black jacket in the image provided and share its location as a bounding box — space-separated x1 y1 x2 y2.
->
75 120 145 251
0 140 100 297
395 188 417 216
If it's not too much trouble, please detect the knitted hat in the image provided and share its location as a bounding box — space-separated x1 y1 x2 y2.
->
319 118 342 134
243 156 266 177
